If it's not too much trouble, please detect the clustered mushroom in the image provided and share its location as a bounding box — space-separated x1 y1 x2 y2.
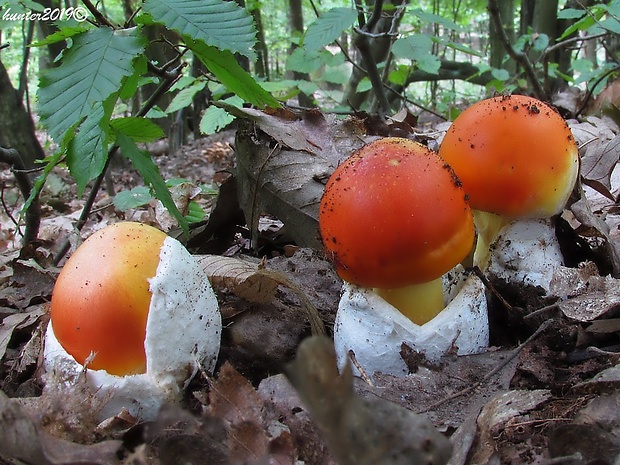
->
439 94 579 270
45 221 222 420
321 95 579 376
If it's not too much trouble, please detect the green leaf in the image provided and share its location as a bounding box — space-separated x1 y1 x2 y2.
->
38 27 145 143
200 107 234 135
185 200 207 223
301 7 357 52
166 80 207 113
411 8 463 31
557 8 586 20
392 35 440 74
286 48 328 73
491 68 510 81
114 186 154 211
200 95 242 134
187 37 280 108
115 132 188 232
110 117 165 143
30 24 90 46
66 105 109 195
142 0 257 60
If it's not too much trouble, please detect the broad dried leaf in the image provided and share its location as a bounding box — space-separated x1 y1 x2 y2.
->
197 255 278 304
470 390 552 465
580 134 620 200
197 255 325 335
208 362 264 425
285 336 452 465
233 109 367 249
0 390 122 465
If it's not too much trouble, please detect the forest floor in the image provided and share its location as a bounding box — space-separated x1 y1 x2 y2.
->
0 107 620 465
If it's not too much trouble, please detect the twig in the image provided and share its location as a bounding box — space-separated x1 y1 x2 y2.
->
487 0 546 99
81 0 115 27
0 43 9 51
417 319 552 414
0 147 41 246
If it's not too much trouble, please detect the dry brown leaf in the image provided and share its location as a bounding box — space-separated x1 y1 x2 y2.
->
198 254 325 335
285 336 453 465
580 134 620 200
198 254 279 304
0 389 122 465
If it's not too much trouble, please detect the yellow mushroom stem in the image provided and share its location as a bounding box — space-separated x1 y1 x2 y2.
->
374 277 445 325
472 210 512 270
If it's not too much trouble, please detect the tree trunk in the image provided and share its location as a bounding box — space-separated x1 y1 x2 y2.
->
288 0 315 107
342 0 407 112
489 0 515 74
0 59 45 169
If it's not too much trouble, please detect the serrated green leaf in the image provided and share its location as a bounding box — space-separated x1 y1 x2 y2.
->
302 7 357 52
166 80 207 113
115 132 188 232
110 117 165 143
142 0 257 60
114 186 154 210
30 24 90 46
200 95 242 134
38 27 145 143
200 106 235 135
187 37 280 109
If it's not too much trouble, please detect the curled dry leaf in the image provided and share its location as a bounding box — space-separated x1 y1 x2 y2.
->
550 265 620 321
285 336 452 465
197 254 325 335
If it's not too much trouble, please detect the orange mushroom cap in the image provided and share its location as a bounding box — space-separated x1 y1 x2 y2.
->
438 95 579 218
50 222 167 376
319 137 475 289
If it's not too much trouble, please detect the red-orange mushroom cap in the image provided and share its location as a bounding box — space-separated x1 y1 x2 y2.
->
319 137 475 289
438 94 579 218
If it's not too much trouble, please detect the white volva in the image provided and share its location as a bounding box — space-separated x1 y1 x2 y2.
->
44 237 222 420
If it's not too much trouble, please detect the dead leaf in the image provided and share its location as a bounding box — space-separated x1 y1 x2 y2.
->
0 306 46 361
198 254 325 335
233 109 368 250
198 255 279 304
285 336 453 465
580 134 620 200
469 390 552 465
550 266 620 321
0 389 122 465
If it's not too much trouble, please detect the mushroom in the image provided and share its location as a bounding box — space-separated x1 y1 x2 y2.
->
319 137 475 325
320 138 489 375
438 94 579 280
44 221 221 420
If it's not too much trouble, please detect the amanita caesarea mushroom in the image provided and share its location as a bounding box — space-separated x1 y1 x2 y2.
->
320 138 488 376
44 222 221 420
438 94 579 289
